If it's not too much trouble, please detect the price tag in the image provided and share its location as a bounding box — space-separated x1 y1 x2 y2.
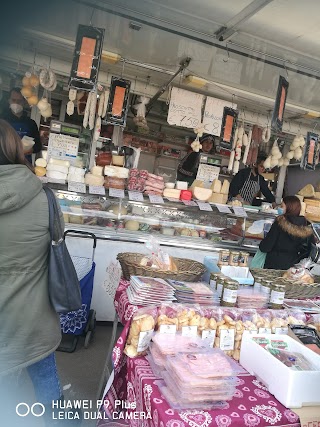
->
182 200 197 206
219 329 235 351
181 326 198 337
201 329 216 347
47 178 66 185
109 188 125 198
258 328 272 334
89 185 106 195
215 204 232 214
68 181 86 193
159 325 177 335
148 195 164 204
233 206 247 217
37 176 48 183
197 201 213 211
137 329 154 353
243 329 258 337
275 327 288 335
166 197 181 203
128 191 144 202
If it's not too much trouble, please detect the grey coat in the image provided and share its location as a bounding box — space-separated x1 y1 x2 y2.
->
0 165 61 375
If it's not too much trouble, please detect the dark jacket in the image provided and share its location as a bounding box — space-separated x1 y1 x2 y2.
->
259 215 314 270
1 110 42 153
177 151 200 185
229 168 275 203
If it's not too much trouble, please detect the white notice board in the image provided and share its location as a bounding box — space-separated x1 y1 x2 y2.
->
47 133 79 165
167 87 204 129
203 97 236 136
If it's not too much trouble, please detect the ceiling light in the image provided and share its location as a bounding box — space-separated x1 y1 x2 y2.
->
183 75 207 88
101 51 121 64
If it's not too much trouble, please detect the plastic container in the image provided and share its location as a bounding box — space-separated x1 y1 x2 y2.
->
152 333 208 356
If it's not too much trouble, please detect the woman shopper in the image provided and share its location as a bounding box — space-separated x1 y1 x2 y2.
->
259 195 313 270
0 120 78 426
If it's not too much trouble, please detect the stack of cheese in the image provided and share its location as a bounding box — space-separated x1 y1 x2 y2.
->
190 180 212 201
46 158 70 181
68 166 85 183
85 165 105 186
190 179 229 204
34 158 47 177
297 184 320 220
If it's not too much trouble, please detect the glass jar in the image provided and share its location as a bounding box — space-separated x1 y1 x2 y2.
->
219 250 230 266
216 275 226 298
230 251 240 266
239 252 250 267
254 276 263 291
269 283 286 309
260 280 272 296
209 273 218 291
221 280 239 307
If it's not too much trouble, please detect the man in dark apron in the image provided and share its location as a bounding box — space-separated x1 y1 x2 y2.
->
228 155 275 206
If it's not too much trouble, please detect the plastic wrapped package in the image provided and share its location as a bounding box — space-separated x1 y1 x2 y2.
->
104 176 126 189
307 314 320 333
152 332 208 356
124 306 157 358
237 287 269 309
282 258 315 284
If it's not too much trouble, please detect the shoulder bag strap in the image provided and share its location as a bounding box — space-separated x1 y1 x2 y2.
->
43 186 63 243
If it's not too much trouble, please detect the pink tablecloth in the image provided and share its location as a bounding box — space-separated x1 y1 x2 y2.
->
97 279 301 427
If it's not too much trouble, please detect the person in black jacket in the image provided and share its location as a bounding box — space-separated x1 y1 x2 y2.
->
228 154 275 206
1 87 42 162
177 134 214 185
260 195 313 270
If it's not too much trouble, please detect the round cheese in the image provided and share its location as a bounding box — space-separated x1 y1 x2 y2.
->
35 158 47 168
35 166 46 177
125 220 140 231
193 187 212 201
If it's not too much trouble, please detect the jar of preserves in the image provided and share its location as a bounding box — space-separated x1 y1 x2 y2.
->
269 283 286 309
239 251 250 267
216 275 226 298
219 250 230 266
209 273 218 291
260 280 272 296
230 251 240 266
254 276 263 291
221 280 239 307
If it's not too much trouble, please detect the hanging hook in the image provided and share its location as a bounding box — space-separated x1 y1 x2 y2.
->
89 8 95 26
223 44 230 63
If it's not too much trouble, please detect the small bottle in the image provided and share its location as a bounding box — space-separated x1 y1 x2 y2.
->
269 283 286 309
221 280 239 307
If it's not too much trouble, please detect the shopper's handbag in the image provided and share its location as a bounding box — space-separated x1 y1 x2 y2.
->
250 249 267 269
43 186 81 314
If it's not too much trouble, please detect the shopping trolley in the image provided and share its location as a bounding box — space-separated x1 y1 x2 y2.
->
57 230 97 353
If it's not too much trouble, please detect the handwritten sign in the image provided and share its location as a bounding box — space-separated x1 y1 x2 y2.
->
149 195 164 204
109 188 125 198
68 181 86 193
197 201 213 211
167 87 203 128
215 204 232 214
89 185 106 195
128 191 144 202
233 206 247 217
203 96 235 136
183 200 197 206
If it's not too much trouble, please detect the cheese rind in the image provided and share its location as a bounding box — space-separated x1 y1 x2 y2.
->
35 166 46 177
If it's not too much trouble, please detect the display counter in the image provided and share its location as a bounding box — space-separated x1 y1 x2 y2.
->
50 184 276 320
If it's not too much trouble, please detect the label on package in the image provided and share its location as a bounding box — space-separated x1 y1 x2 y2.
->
68 182 86 193
181 326 198 337
270 290 285 305
89 185 106 195
182 200 197 206
159 325 177 335
270 339 288 350
222 288 238 304
128 191 144 202
209 279 217 291
149 195 164 204
202 329 216 348
274 327 289 335
258 327 272 334
216 283 223 297
219 329 235 351
260 284 271 295
109 188 125 198
197 201 213 211
137 329 154 353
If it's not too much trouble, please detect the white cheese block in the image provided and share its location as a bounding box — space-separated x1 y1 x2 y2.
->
69 166 85 177
48 158 70 168
193 187 212 201
84 173 104 186
209 192 224 204
46 164 69 174
46 171 67 181
210 179 222 193
91 166 104 176
221 180 230 195
163 188 181 199
104 166 129 178
67 174 85 183
35 158 47 168
176 181 188 190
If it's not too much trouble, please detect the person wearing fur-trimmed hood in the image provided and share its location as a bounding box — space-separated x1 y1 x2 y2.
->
259 195 314 270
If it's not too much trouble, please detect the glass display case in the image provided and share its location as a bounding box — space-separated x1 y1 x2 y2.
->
51 184 276 252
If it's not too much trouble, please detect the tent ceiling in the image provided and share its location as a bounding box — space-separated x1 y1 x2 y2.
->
1 0 320 121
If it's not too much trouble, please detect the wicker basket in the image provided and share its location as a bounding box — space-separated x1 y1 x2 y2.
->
250 268 320 299
117 252 206 281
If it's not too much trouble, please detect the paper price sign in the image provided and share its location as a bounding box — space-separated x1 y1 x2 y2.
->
109 188 125 198
258 328 272 334
166 198 181 203
197 202 213 211
202 330 216 347
243 329 258 337
181 326 198 337
89 185 106 195
233 206 247 217
219 329 235 351
159 325 177 335
128 191 144 202
182 200 197 206
149 195 164 204
68 182 86 193
215 204 232 214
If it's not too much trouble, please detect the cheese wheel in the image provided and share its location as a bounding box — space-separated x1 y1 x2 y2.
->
35 166 46 177
193 187 212 201
84 173 104 186
46 164 69 174
210 179 222 193
46 171 67 181
35 158 47 168
221 180 230 195
49 158 70 167
91 166 104 176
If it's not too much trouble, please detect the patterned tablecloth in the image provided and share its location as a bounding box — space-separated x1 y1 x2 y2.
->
97 279 301 427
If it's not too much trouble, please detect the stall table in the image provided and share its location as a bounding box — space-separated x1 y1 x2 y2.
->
97 279 301 427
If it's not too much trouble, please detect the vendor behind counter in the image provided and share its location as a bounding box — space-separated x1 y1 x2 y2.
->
177 134 214 185
228 154 275 206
